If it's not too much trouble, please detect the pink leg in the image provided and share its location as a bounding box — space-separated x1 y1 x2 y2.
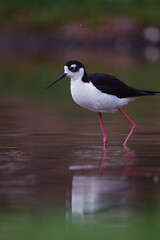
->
98 112 108 146
118 108 136 146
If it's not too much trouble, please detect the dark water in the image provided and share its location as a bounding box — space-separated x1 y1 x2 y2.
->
0 59 160 239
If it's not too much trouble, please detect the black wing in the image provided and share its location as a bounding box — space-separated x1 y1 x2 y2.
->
88 73 158 98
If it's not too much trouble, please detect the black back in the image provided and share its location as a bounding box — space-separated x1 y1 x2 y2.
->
89 73 158 98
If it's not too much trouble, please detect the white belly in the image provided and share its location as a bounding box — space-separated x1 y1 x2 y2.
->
70 79 135 113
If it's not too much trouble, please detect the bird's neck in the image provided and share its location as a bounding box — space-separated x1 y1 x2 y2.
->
82 70 89 83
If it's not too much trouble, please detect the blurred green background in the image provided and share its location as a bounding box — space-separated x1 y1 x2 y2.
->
1 204 160 240
1 0 160 26
1 0 160 100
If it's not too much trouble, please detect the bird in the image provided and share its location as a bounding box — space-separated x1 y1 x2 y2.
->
46 60 159 146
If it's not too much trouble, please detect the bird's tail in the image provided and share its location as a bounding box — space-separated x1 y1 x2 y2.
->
142 90 160 96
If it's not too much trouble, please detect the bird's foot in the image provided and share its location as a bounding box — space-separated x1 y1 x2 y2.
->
123 142 127 147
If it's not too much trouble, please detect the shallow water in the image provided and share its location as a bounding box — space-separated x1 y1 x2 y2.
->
0 59 160 239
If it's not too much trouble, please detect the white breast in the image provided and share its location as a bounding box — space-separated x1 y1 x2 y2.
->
70 78 135 113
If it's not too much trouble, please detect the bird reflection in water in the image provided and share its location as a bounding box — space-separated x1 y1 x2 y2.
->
67 146 136 221
100 145 136 176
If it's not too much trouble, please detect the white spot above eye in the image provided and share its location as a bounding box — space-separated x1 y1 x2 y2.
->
71 64 77 68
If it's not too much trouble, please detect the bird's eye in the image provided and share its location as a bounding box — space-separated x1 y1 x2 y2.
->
70 67 75 72
69 67 75 72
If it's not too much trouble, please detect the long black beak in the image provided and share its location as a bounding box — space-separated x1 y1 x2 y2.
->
46 73 67 89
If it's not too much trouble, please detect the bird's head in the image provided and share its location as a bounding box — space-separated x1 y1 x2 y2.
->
64 60 85 80
46 60 88 89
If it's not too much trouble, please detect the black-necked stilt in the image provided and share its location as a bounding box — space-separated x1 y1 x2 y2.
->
46 60 159 146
